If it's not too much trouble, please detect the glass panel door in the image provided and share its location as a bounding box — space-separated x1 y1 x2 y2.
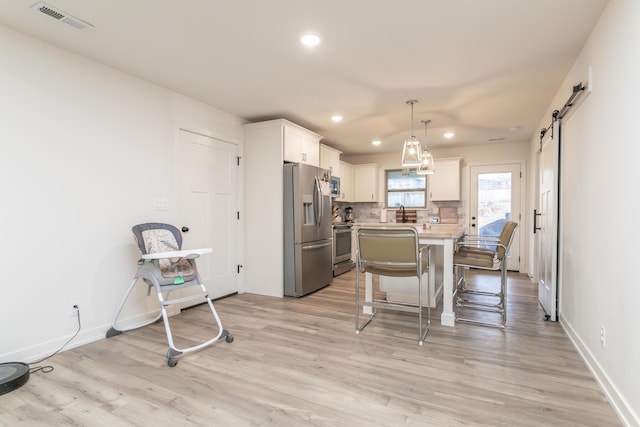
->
478 172 512 237
469 163 521 271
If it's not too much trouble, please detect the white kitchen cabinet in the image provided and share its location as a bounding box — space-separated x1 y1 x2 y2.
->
354 163 379 202
379 245 443 308
242 119 323 297
283 123 321 167
430 157 462 201
320 144 342 177
337 161 354 202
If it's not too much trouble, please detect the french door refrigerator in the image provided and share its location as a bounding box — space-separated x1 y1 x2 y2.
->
283 163 333 296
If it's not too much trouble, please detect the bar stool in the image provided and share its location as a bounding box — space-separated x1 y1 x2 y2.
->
454 221 518 328
355 226 431 345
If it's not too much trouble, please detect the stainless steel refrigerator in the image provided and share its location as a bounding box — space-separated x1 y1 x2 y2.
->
283 163 333 297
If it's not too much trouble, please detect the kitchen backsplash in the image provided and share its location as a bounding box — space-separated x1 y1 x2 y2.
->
333 201 465 224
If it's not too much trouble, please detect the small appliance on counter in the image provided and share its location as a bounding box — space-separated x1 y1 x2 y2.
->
344 206 354 222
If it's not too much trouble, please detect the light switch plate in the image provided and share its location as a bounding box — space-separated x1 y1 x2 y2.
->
154 198 169 211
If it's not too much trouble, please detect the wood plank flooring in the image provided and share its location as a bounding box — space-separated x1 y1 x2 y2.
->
1 270 621 426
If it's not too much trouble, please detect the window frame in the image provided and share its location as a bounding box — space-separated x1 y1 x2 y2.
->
385 169 427 208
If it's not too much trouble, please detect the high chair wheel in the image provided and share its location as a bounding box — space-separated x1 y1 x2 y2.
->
168 358 178 367
226 334 234 343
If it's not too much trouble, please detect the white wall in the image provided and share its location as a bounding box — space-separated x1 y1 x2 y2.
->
0 25 244 363
529 0 640 424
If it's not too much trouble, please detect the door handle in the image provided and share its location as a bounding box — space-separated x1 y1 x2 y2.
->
533 209 542 234
181 226 189 233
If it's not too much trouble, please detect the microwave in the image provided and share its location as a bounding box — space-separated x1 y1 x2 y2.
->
330 176 340 198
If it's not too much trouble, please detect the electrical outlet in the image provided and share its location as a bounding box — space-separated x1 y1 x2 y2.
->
69 303 79 317
600 325 606 347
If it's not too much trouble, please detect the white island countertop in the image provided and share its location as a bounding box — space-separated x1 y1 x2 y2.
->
354 223 466 240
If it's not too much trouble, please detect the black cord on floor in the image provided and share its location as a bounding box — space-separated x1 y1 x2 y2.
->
29 308 82 374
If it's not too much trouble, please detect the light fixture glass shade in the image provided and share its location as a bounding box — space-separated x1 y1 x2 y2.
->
416 118 434 174
401 99 422 168
416 149 435 175
401 135 423 167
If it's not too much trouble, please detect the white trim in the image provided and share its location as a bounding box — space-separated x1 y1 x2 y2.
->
465 160 526 273
561 318 638 427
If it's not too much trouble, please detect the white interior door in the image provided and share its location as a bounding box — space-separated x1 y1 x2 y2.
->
537 124 559 321
469 163 521 271
176 129 239 301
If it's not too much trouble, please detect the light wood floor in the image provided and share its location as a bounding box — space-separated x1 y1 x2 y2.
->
2 270 621 426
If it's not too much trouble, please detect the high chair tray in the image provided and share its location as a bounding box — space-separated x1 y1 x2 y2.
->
142 248 212 259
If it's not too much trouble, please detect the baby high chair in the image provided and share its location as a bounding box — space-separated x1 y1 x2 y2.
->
106 223 233 367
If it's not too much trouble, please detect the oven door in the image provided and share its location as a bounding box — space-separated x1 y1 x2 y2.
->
333 227 352 264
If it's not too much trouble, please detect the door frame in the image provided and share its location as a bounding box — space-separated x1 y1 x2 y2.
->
174 127 241 302
465 160 526 273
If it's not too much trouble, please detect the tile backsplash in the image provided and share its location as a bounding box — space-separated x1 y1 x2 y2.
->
333 201 465 224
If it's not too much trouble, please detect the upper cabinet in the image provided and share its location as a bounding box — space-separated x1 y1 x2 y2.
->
283 122 321 167
337 161 354 202
354 163 379 202
319 144 342 177
430 157 462 201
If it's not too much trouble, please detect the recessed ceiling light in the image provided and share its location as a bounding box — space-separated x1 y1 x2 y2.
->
444 132 454 139
331 115 343 123
300 34 320 47
372 140 382 146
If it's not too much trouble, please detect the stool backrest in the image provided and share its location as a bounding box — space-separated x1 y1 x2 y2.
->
357 227 421 277
497 221 518 260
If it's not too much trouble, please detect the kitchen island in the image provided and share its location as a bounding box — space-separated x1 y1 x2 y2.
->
355 223 466 327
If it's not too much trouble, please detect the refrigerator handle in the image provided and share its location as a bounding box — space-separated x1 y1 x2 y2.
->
302 241 333 250
314 176 322 226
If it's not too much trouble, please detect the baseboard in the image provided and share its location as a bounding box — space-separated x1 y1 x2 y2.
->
0 311 161 365
2 323 107 365
561 318 639 427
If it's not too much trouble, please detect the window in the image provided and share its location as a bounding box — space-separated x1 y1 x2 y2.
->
386 169 426 208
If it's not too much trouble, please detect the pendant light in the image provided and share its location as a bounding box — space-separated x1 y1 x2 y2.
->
416 119 435 175
401 100 423 168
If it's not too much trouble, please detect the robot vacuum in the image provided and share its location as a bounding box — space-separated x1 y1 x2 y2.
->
0 362 30 395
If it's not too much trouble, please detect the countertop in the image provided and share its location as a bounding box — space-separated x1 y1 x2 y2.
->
354 223 467 239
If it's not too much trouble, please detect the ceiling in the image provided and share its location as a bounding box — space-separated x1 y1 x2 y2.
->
0 0 609 155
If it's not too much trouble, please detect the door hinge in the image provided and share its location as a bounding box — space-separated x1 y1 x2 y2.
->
237 211 240 220
236 156 242 166
237 264 243 274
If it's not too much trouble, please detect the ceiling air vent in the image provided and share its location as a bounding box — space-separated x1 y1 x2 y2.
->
31 2 94 31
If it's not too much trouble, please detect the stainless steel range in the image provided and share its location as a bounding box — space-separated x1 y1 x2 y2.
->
333 223 355 276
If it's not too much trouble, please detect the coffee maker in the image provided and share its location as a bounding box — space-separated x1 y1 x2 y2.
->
344 207 354 222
